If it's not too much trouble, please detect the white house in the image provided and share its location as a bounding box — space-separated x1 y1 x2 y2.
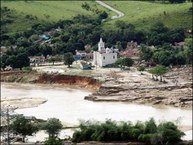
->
93 38 118 67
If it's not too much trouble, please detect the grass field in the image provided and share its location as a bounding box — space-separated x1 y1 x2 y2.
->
1 1 192 34
1 1 115 34
103 1 192 30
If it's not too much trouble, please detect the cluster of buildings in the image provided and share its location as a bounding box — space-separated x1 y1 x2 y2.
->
75 38 119 68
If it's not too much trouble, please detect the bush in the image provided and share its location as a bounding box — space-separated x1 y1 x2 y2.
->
44 137 63 145
72 119 184 144
138 66 145 72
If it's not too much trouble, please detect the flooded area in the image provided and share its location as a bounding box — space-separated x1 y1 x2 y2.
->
1 83 192 140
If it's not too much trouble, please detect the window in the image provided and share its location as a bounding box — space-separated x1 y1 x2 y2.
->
103 57 105 60
113 56 115 59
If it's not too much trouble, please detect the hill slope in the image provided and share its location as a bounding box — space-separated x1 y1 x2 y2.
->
1 1 114 34
103 1 192 30
1 1 192 34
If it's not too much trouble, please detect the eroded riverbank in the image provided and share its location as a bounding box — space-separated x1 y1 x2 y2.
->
1 67 192 109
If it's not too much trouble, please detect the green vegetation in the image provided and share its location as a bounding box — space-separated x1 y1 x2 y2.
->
44 137 63 145
103 1 192 30
1 53 30 69
138 66 146 74
1 1 191 34
72 118 185 144
64 52 75 68
1 1 114 34
139 38 192 67
149 65 169 81
115 57 134 70
11 115 39 142
42 118 63 145
1 1 192 71
42 118 63 139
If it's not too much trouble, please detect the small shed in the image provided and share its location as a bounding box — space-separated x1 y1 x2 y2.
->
80 61 91 70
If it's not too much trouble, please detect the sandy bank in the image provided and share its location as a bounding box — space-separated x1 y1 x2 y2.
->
1 66 192 109
1 97 47 110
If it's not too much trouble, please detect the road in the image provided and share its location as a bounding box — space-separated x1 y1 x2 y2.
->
96 0 124 19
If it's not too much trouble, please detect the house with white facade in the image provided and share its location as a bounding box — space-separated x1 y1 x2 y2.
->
93 38 118 67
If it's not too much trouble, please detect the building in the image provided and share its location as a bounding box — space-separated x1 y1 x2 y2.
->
93 38 117 67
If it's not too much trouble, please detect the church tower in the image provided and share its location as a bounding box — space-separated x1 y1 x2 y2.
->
98 38 105 53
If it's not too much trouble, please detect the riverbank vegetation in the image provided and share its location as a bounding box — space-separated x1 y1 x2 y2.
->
9 116 186 144
72 118 184 144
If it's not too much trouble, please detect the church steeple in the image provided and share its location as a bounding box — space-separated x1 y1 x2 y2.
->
99 38 103 43
98 37 105 53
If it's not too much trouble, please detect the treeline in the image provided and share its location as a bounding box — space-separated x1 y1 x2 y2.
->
72 118 184 144
1 18 187 55
140 38 192 66
1 9 192 69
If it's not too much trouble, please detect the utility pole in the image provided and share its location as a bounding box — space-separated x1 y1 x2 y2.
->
1 104 14 145
6 107 10 145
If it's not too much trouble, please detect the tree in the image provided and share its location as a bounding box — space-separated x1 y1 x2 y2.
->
40 45 52 59
184 38 193 64
149 65 169 82
115 20 128 30
0 54 9 69
43 118 63 139
140 45 153 62
152 50 173 66
5 55 17 69
11 115 39 142
144 118 157 134
81 2 90 11
48 57 62 65
115 57 134 70
99 11 108 20
64 52 74 68
157 122 185 144
15 53 30 69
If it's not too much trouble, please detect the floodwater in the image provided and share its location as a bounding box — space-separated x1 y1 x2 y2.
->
1 83 192 141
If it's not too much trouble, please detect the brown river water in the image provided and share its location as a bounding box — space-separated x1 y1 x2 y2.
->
1 83 192 141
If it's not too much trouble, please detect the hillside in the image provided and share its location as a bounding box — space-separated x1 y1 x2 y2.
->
1 1 114 34
1 1 192 34
103 1 192 30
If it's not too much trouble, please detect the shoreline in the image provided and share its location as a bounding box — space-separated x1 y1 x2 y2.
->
1 69 192 109
1 81 192 135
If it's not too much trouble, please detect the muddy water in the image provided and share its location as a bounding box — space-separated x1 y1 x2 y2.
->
1 83 192 140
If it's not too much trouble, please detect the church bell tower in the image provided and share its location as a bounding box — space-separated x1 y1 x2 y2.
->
98 38 105 53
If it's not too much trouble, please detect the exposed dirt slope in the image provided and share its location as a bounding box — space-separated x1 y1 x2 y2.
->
0 71 101 91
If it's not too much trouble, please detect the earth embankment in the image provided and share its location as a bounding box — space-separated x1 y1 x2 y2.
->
0 71 101 91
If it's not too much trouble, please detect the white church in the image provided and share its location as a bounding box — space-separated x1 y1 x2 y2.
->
93 38 118 67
